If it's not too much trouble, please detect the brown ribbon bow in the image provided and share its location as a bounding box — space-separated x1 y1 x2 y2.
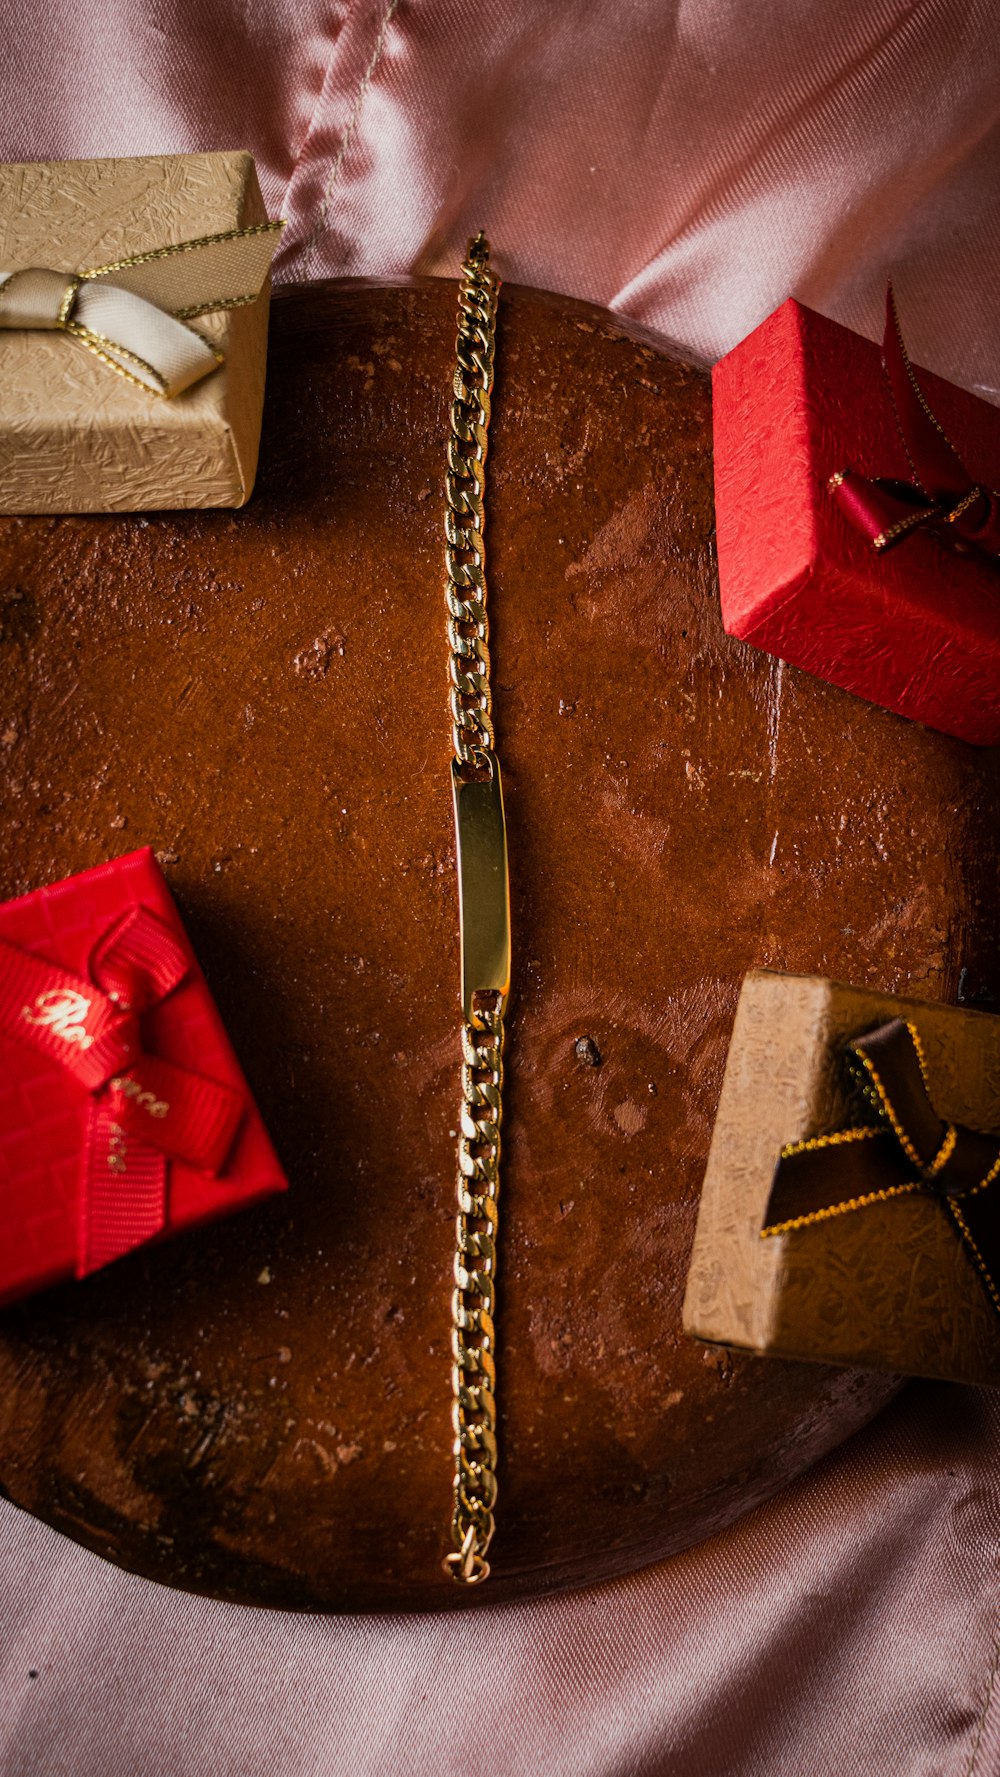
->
761 1018 1000 1320
829 284 1000 559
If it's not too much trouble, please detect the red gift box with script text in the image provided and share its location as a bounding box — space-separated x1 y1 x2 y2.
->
0 848 287 1308
712 297 1000 745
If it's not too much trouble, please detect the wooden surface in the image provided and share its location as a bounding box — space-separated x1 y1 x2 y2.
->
0 278 996 1611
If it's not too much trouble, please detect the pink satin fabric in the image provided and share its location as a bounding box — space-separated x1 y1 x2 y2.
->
2 3 1000 1773
1 1385 998 1775
3 0 999 391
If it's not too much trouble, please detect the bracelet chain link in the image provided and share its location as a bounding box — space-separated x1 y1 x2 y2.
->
442 234 506 1587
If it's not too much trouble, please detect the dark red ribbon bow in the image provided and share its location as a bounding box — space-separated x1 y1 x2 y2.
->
830 285 1000 559
762 1018 1000 1322
0 906 244 1276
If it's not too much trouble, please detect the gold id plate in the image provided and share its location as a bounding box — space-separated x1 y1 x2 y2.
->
451 749 511 1023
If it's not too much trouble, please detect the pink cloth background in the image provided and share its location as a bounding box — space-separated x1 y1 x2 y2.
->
2 2 1000 1772
1 1384 998 1777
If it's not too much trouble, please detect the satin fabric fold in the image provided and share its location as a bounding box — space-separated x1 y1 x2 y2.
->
2 4 1000 1774
0 1382 998 1776
5 0 998 392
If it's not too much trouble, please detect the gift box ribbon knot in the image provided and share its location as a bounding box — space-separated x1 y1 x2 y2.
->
830 285 1000 559
0 220 283 397
0 906 244 1275
761 1017 1000 1320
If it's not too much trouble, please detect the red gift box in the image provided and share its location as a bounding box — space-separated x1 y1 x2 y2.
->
0 847 288 1307
712 296 1000 745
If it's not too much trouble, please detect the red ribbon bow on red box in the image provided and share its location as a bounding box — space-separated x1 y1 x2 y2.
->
0 905 243 1276
831 284 1000 559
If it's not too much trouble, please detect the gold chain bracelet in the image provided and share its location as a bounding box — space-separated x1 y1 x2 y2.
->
442 234 510 1587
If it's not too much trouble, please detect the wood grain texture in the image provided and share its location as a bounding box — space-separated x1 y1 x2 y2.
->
0 277 996 1611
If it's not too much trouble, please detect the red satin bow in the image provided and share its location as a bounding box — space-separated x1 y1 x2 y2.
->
830 284 1000 559
0 906 243 1276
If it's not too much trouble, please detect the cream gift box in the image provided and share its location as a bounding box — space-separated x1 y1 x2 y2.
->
682 970 1000 1387
0 152 281 512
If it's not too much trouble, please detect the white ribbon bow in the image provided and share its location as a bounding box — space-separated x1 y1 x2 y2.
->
0 221 284 397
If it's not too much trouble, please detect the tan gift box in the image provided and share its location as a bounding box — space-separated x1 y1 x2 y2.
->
682 970 1000 1387
0 152 279 512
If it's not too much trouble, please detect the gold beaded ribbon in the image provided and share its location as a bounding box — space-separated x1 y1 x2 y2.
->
0 221 283 397
761 1018 1000 1319
829 284 1000 557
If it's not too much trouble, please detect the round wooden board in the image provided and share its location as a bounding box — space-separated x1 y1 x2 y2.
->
0 278 996 1611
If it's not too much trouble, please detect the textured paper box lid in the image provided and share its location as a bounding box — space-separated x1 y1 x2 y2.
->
0 153 271 512
683 970 1000 1386
711 299 1000 746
